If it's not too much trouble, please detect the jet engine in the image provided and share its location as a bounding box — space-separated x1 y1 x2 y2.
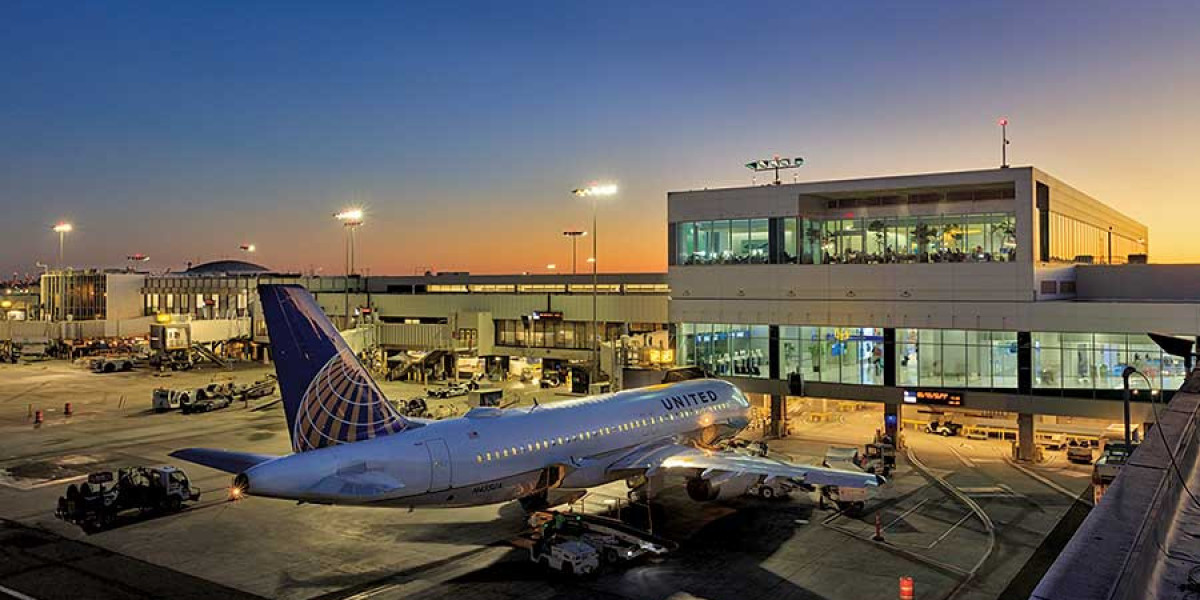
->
685 472 760 502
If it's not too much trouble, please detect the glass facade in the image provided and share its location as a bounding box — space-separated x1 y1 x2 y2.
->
779 326 885 385
677 219 771 265
678 323 770 378
807 213 1016 264
678 322 1189 396
675 213 1017 266
494 320 661 350
895 329 1019 389
1047 212 1147 264
1032 332 1187 391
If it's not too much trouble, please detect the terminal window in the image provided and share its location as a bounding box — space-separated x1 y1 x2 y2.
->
806 213 1016 265
895 329 1018 389
1046 212 1146 264
677 323 770 379
1032 332 1186 392
778 326 885 386
676 213 1017 266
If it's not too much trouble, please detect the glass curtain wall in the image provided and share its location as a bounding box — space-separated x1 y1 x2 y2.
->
1033 332 1188 391
1047 212 1147 264
778 326 885 385
895 329 1019 388
677 213 1016 265
811 213 1017 264
678 323 770 378
677 219 772 264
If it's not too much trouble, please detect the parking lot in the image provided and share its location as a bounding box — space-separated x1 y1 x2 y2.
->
0 361 1091 600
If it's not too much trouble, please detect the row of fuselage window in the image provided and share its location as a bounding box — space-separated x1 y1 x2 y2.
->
474 402 733 464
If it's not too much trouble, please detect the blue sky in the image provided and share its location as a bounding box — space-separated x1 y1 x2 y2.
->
3 1 1199 276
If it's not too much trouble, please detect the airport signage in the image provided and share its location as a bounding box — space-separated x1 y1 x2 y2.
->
902 389 964 406
531 311 563 321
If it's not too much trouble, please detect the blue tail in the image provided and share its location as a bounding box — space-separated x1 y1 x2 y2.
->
258 284 418 453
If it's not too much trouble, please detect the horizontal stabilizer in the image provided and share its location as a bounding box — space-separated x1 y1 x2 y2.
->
170 448 279 474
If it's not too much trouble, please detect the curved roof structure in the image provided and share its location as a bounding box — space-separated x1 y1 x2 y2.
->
184 260 270 275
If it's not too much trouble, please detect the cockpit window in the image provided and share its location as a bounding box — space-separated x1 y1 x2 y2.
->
731 387 751 408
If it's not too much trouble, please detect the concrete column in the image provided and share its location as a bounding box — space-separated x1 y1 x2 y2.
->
883 328 896 387
1018 412 1035 462
768 325 780 380
1018 332 1033 394
769 394 786 438
884 403 900 448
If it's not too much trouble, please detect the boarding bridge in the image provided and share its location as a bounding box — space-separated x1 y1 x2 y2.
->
1032 368 1200 600
376 323 454 351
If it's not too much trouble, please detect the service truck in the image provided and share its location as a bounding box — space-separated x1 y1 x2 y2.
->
55 466 200 532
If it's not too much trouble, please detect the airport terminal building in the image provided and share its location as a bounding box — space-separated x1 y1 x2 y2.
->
667 166 1195 455
12 165 1200 457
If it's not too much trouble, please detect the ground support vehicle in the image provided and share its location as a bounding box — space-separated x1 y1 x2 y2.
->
924 420 963 437
530 539 599 576
746 476 797 500
427 380 478 399
820 445 886 516
55 466 199 532
718 438 769 457
234 375 277 401
861 442 896 477
152 388 187 412
180 382 236 414
525 511 673 575
90 356 135 373
397 397 432 418
1066 441 1095 464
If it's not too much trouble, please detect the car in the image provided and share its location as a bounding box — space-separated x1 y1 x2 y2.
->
924 420 963 437
1066 441 1094 464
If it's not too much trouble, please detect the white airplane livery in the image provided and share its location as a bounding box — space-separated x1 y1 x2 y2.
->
172 285 881 510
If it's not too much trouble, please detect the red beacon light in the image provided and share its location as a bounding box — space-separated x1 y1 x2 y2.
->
998 117 1008 127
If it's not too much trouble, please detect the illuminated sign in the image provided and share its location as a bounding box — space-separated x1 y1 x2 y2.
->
531 311 563 321
902 389 964 406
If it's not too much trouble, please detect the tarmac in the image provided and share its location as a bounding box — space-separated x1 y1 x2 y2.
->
0 360 1092 600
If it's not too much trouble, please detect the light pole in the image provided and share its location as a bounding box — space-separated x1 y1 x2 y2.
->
334 208 364 330
571 184 617 386
563 230 586 275
52 222 72 321
1121 366 1157 453
998 117 1010 168
53 222 72 267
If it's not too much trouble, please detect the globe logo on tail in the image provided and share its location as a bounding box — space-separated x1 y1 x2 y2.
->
292 348 410 452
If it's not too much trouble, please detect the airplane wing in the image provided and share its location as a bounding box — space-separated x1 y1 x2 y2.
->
605 442 882 489
170 448 280 474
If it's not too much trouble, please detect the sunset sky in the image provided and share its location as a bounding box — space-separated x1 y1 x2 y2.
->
2 1 1199 277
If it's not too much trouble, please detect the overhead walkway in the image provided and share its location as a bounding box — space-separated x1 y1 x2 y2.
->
1031 368 1200 600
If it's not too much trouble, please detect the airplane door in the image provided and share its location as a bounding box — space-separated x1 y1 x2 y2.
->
426 438 452 492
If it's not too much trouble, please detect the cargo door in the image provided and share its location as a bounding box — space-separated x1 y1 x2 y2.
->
426 438 452 492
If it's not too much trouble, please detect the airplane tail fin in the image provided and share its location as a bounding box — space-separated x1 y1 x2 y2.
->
258 284 419 453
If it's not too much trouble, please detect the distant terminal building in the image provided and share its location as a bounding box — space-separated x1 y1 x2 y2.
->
39 269 145 322
667 166 1190 457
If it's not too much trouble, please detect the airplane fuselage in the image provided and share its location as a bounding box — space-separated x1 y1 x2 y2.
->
239 378 752 508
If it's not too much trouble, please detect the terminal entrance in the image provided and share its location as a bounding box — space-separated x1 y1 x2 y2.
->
742 392 1134 464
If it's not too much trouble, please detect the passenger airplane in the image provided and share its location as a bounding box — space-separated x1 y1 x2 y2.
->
172 285 880 510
